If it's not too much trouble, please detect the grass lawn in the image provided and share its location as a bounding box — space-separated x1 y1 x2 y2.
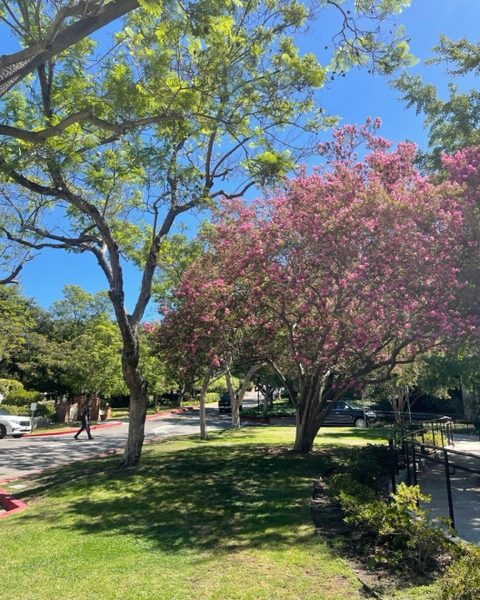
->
1 426 437 599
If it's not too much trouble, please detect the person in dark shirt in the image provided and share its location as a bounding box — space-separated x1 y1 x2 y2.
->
73 402 94 440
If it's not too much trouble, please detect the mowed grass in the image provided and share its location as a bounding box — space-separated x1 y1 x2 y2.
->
1 425 415 600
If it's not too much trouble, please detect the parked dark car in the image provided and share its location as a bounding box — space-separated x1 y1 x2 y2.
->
218 392 242 414
324 401 376 428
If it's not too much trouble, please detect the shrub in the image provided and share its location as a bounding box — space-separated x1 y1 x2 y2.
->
207 376 240 393
36 401 56 418
0 378 24 399
5 389 44 406
242 400 296 418
440 545 480 599
1 404 30 416
391 484 449 574
346 444 390 492
2 402 54 417
329 473 449 574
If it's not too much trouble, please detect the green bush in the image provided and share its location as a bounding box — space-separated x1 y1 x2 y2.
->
5 389 44 406
334 481 449 574
1 404 30 416
2 401 54 417
334 444 390 492
0 378 24 399
36 401 56 418
205 392 219 403
207 376 240 393
242 400 295 418
440 545 480 599
326 446 450 575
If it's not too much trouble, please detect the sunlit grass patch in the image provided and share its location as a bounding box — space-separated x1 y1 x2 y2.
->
1 426 399 600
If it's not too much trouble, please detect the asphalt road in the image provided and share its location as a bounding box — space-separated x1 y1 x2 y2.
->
0 407 231 482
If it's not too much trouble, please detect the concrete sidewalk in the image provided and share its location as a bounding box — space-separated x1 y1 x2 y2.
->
415 436 480 545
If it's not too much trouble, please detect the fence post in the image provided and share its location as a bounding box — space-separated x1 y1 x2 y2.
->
405 441 411 485
443 450 455 529
412 443 417 485
389 439 397 495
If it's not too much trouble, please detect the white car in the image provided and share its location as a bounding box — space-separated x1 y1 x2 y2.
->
0 407 32 439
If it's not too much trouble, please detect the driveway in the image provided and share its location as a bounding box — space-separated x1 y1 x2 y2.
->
0 407 231 482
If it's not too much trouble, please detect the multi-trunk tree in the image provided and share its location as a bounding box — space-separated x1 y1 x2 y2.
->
166 123 476 452
0 1 413 465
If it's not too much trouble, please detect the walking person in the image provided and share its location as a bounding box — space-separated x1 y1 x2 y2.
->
74 402 94 440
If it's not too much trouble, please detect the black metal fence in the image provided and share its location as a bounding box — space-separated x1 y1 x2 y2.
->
389 417 480 529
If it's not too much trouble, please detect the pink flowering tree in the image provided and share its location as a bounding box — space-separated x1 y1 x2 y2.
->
175 123 474 452
158 244 271 432
157 268 259 439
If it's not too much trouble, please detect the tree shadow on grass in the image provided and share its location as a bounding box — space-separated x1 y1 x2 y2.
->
18 442 333 556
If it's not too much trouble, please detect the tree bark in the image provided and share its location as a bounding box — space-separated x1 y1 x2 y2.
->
228 363 263 428
262 392 269 417
293 372 336 453
199 368 213 440
226 368 240 428
121 346 148 466
177 381 186 407
0 0 139 97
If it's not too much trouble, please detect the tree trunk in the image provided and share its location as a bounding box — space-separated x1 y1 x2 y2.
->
121 346 148 467
228 364 263 428
293 372 333 453
199 368 213 440
177 381 186 407
226 369 240 428
293 415 323 452
262 393 269 417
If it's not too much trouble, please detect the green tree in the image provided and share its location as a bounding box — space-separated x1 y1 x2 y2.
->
395 35 480 169
12 285 125 398
0 1 142 98
0 285 37 370
51 284 111 336
153 233 205 305
0 0 412 465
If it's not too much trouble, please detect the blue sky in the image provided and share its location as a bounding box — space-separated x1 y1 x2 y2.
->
12 0 480 314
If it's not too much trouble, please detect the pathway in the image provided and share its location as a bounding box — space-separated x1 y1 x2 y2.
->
415 435 480 545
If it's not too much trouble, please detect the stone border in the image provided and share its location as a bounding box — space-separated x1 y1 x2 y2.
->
0 487 28 519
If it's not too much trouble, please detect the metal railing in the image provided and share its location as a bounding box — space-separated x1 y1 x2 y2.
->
391 415 455 448
389 417 480 529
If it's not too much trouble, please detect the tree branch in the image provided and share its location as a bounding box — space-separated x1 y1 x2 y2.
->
0 0 139 98
0 261 23 285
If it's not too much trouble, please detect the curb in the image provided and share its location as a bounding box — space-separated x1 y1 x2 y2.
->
0 407 198 487
25 407 196 437
25 420 124 437
0 487 28 519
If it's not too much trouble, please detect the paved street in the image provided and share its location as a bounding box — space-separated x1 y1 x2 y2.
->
0 407 231 482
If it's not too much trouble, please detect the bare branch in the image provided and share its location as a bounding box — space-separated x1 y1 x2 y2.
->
0 261 23 285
